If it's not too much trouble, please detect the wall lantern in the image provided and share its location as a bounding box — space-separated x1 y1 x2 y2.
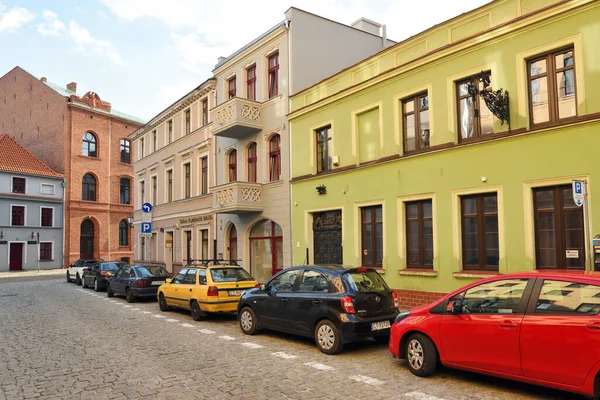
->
466 70 511 130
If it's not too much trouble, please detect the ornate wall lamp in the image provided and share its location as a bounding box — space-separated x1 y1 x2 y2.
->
466 71 511 130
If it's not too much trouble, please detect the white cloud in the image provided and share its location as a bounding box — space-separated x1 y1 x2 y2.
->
68 21 125 65
0 4 35 33
36 10 66 36
171 32 222 74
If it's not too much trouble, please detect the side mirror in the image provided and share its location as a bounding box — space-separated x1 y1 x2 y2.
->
165 278 172 284
260 284 266 291
447 300 462 315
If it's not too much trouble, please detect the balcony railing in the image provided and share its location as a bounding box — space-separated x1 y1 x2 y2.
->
212 97 262 139
212 182 263 213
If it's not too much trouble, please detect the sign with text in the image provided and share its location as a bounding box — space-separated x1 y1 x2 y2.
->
572 180 585 207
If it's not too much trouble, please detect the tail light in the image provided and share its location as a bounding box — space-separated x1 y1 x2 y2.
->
392 291 399 309
341 296 355 314
82 267 89 272
100 271 113 277
207 286 218 296
136 279 149 288
255 283 261 288
356 267 367 273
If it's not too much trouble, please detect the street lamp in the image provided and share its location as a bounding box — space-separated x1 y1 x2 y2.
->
127 214 134 228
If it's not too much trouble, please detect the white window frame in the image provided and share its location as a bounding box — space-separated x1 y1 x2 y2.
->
10 204 27 226
11 175 27 194
39 241 54 261
138 180 145 209
7 241 27 265
39 206 55 228
40 183 55 195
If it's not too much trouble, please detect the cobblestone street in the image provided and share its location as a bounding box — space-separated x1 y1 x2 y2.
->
0 277 584 400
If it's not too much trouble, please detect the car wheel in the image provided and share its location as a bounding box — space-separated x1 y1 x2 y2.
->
125 288 135 303
158 293 170 312
315 320 343 355
190 300 207 321
94 279 101 292
239 307 259 335
406 333 438 377
76 273 82 286
106 284 114 298
66 272 72 283
81 276 87 288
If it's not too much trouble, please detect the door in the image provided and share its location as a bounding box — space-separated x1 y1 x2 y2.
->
287 270 329 335
9 243 23 271
521 278 600 386
313 211 343 264
178 269 197 309
250 220 283 283
163 269 188 307
258 269 300 329
80 220 94 259
440 278 531 376
112 267 130 294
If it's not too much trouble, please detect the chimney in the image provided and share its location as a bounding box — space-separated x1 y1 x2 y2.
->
351 17 382 36
67 82 77 93
218 56 226 63
40 77 47 83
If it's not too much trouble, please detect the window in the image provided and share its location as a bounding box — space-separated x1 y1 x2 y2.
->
534 185 584 270
247 143 257 183
41 207 53 227
247 66 256 101
82 174 96 201
172 269 187 284
268 53 279 98
268 269 299 293
269 135 280 182
357 107 381 162
184 109 191 135
139 180 145 205
82 132 97 157
228 77 236 99
361 205 383 268
454 279 529 314
228 150 237 182
201 157 208 194
140 137 145 158
528 48 576 126
151 176 157 205
40 183 55 195
406 200 433 268
298 270 329 293
168 120 173 143
167 170 173 202
535 280 600 315
183 269 197 284
403 93 430 152
119 178 130 204
202 99 208 126
11 205 25 226
461 193 499 270
201 229 209 260
12 177 25 194
199 270 207 285
152 130 157 152
120 139 130 164
119 220 129 246
457 72 493 141
316 126 332 173
184 163 191 198
40 242 52 261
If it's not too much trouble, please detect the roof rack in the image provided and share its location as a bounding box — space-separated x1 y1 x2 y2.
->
185 259 241 267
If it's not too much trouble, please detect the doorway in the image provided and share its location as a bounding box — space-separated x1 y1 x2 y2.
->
80 219 94 259
249 220 283 283
313 210 342 264
9 243 24 270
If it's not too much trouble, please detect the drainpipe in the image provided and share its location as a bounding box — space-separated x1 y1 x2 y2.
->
382 25 387 48
212 89 219 263
286 20 293 269
107 119 112 261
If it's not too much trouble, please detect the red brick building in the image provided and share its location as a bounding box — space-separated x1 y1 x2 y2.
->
0 66 144 266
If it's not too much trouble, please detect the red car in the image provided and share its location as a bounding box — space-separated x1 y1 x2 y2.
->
389 271 600 399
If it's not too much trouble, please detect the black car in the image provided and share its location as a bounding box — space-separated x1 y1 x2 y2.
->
107 265 171 303
237 265 399 354
81 262 123 292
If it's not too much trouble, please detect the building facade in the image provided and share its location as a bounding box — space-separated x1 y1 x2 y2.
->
130 79 216 272
288 0 600 307
211 7 394 283
0 67 144 266
0 135 64 271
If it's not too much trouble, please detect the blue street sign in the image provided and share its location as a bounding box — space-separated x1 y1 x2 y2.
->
142 202 153 213
572 180 584 207
141 222 152 233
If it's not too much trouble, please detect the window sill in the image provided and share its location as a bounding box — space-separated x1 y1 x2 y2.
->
79 155 102 161
453 270 499 279
398 269 437 277
118 162 131 166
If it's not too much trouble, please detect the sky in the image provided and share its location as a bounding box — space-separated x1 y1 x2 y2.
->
0 0 490 122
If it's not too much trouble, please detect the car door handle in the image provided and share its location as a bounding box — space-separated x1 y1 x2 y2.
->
312 300 321 305
498 320 518 328
586 322 600 331
189 289 192 292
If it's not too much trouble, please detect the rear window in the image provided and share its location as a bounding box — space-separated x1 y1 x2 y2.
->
101 262 120 272
136 266 170 278
210 268 254 282
342 270 389 293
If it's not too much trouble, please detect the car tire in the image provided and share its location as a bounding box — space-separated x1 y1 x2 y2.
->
158 293 170 311
125 288 135 303
81 276 87 288
66 272 72 283
76 273 82 286
405 333 438 377
106 284 114 298
190 300 207 321
239 307 259 335
94 279 101 292
315 320 343 355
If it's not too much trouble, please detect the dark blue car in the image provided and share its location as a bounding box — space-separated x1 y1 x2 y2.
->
107 265 171 303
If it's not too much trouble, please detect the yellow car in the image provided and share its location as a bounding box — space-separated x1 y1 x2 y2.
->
157 264 258 320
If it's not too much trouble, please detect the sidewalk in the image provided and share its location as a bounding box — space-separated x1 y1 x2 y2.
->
0 268 66 281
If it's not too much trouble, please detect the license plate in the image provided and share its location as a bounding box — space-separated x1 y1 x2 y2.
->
371 320 391 331
228 290 245 296
151 281 165 286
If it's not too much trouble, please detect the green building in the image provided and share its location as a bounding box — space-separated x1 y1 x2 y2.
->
288 0 600 308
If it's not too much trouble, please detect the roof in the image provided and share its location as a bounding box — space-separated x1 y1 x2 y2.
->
0 135 64 179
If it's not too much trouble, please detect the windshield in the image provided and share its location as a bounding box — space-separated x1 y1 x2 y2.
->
136 266 170 278
342 270 389 293
210 268 254 282
100 262 120 272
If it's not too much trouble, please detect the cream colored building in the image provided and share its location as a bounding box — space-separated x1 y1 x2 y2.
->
130 79 216 272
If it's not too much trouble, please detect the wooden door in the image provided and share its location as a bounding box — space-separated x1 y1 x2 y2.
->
9 243 23 271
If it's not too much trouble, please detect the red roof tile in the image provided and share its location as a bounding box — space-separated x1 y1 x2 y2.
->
0 135 63 179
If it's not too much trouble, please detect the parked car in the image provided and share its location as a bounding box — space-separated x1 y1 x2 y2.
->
389 271 600 399
237 265 399 355
107 265 170 303
81 262 123 291
158 263 258 320
67 259 102 285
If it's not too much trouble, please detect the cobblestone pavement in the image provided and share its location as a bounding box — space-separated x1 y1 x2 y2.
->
0 278 584 400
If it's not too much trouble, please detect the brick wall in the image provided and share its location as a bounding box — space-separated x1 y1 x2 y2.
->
393 289 448 310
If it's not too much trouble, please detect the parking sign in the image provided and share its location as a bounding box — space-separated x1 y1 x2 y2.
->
572 180 584 207
141 222 152 233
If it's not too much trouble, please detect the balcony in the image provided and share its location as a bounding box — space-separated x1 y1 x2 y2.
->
212 182 263 214
212 97 262 139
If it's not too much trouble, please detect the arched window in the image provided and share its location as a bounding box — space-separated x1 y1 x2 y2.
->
250 220 283 283
269 135 281 182
80 219 94 259
82 174 96 201
247 143 257 183
120 139 131 164
119 220 129 246
82 132 97 157
228 150 237 182
229 225 238 262
119 178 130 204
